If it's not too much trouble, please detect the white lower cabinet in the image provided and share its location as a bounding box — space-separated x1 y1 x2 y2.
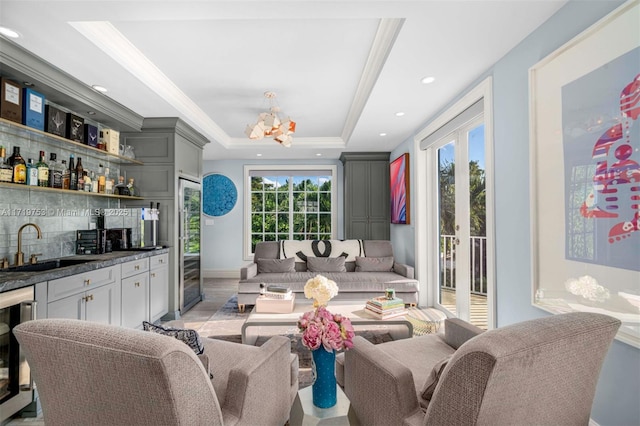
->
149 253 169 323
120 258 150 329
47 266 121 325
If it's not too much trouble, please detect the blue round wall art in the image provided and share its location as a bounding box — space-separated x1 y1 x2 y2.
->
203 173 237 217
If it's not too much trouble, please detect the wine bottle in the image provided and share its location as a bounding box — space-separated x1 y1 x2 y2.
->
76 157 84 191
69 154 77 190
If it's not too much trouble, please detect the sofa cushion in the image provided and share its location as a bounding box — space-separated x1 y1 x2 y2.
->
420 355 452 400
142 321 204 355
307 256 347 272
355 256 394 272
281 240 364 263
257 257 295 273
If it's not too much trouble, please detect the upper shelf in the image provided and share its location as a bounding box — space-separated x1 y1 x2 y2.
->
0 118 143 165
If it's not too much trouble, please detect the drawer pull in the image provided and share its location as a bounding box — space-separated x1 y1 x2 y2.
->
159 259 164 263
84 294 94 302
84 279 91 286
151 273 156 278
135 265 140 270
135 282 140 287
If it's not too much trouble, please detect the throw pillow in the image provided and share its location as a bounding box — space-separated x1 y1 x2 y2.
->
257 257 296 273
307 256 347 272
355 256 394 272
421 355 452 401
142 321 204 355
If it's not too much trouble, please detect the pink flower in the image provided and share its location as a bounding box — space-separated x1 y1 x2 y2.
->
298 306 354 352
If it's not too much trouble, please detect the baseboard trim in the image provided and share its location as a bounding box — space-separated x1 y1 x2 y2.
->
589 418 599 426
203 269 240 279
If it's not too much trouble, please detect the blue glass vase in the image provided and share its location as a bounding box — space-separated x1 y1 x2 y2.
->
311 348 337 408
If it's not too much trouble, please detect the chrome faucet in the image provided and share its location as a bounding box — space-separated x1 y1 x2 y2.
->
15 223 43 266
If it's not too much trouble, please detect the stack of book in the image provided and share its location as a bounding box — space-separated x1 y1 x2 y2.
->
365 296 408 319
256 285 295 313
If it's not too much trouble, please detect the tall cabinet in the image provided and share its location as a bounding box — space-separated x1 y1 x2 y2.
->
340 152 390 240
121 118 209 320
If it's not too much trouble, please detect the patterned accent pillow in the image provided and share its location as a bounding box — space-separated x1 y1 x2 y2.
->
257 257 296 273
142 321 204 355
355 256 394 272
307 256 346 272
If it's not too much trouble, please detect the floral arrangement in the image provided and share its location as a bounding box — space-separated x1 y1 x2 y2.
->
565 275 610 303
298 275 354 352
304 274 339 307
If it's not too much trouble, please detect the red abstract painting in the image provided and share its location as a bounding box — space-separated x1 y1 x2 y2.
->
390 153 410 224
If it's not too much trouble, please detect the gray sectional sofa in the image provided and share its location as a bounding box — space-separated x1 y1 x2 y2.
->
238 240 419 312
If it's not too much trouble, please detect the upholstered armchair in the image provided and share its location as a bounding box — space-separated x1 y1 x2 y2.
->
14 319 298 426
342 312 620 426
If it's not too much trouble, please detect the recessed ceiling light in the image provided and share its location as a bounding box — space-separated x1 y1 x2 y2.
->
421 76 436 84
92 85 108 93
395 112 405 117
23 82 34 87
379 133 387 137
256 153 263 157
0 27 20 38
87 111 96 116
316 153 322 157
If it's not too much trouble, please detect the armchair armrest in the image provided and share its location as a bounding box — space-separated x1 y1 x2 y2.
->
240 262 257 280
344 336 421 426
393 262 414 279
224 336 292 425
444 318 484 349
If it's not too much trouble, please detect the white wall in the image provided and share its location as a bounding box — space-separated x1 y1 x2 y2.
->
201 158 343 277
390 1 638 424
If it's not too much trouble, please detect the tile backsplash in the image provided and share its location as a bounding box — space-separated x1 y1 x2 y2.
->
0 186 141 263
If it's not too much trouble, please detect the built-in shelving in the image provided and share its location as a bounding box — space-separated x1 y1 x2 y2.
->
0 181 144 200
0 118 143 166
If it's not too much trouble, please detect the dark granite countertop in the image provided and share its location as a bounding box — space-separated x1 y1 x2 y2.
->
0 247 170 293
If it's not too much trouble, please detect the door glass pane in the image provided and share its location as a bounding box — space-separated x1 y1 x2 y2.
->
438 141 457 315
183 184 201 310
468 123 488 329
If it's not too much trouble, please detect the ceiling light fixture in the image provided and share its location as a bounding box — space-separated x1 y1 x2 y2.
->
395 112 405 117
379 132 387 136
92 85 108 93
421 76 436 84
0 27 20 38
245 91 296 148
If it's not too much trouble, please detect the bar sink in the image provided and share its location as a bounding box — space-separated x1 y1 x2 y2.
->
2 258 89 272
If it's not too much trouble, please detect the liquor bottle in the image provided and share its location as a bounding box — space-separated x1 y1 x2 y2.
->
76 157 84 191
26 159 38 186
0 146 14 183
127 178 137 197
48 152 63 188
98 164 106 194
36 150 49 187
104 167 113 194
113 175 128 195
61 160 70 190
91 171 98 193
83 171 92 192
68 154 77 190
8 146 26 184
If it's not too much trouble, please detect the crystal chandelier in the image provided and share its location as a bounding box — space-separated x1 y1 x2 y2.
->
245 91 296 147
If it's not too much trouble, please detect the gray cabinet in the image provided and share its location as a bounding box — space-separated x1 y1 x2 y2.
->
121 118 208 319
120 258 150 329
47 265 121 324
340 152 390 240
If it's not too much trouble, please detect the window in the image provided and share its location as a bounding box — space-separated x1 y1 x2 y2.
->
244 165 337 257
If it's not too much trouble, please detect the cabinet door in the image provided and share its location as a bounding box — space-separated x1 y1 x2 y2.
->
86 282 121 325
121 258 150 279
175 138 202 180
48 266 118 302
47 293 84 320
121 273 150 329
149 265 169 323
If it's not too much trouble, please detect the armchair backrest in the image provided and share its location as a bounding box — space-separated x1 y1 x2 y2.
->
14 319 224 426
425 312 620 426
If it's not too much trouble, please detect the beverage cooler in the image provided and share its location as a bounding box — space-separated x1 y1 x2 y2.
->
178 178 203 313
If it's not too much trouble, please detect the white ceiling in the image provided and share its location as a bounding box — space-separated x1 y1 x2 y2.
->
0 0 567 161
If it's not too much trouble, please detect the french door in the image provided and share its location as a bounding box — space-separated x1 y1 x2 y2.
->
431 116 489 328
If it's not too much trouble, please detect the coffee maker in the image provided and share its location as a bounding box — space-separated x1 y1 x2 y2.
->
141 202 160 248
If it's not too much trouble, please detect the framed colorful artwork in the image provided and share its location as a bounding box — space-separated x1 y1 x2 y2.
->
390 153 410 224
203 173 237 217
529 0 639 347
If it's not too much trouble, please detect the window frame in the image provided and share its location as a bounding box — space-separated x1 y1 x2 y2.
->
243 165 338 260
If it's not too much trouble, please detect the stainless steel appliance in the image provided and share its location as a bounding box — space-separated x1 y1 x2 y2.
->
106 228 132 251
76 229 107 254
179 178 202 313
141 202 160 248
0 287 36 422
